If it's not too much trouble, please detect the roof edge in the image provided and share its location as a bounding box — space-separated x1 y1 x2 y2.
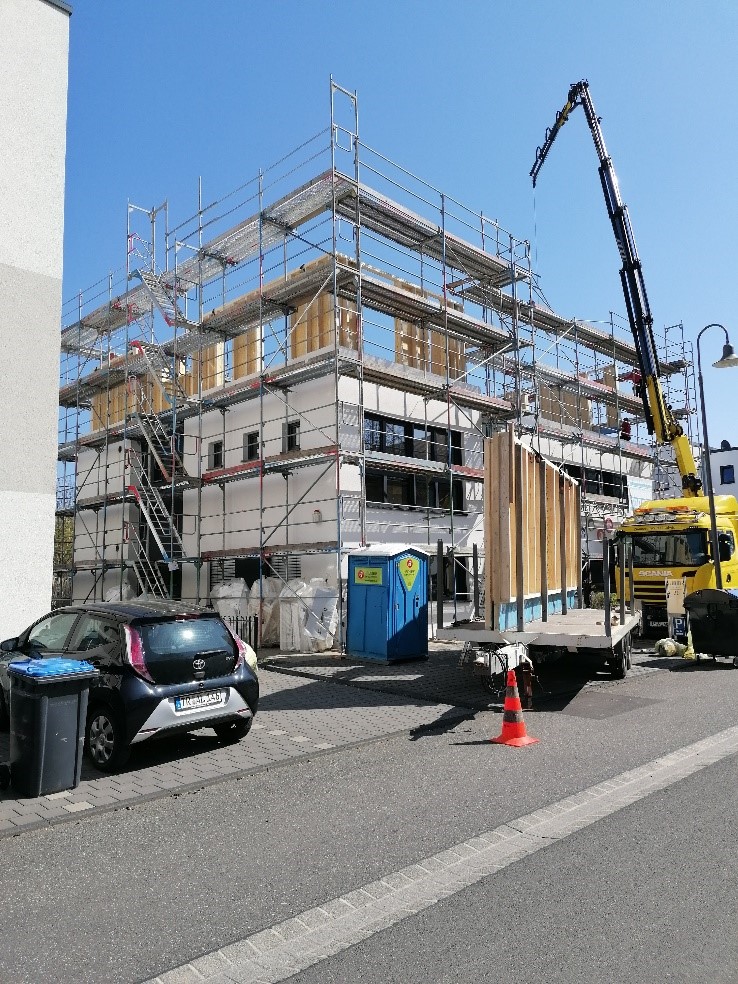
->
40 0 72 15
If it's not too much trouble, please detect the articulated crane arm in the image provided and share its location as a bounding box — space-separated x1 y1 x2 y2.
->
530 80 701 496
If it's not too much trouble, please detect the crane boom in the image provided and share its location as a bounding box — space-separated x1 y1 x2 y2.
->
530 80 701 496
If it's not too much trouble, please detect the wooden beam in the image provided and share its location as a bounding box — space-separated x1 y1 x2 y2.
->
559 473 568 614
539 455 548 621
514 438 524 632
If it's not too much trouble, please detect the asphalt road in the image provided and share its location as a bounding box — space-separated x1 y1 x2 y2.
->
2 657 738 983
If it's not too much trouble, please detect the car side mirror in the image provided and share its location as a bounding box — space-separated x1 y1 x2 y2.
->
0 638 19 653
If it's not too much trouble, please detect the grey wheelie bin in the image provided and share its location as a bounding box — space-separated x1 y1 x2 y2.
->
684 589 738 663
8 657 98 797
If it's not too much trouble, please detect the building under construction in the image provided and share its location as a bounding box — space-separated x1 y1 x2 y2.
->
55 83 699 630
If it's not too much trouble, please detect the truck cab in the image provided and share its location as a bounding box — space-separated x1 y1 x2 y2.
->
616 495 738 635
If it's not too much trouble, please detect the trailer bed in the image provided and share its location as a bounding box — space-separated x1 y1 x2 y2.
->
438 608 641 685
437 608 640 651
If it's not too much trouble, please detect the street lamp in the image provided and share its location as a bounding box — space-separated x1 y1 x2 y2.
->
696 323 738 590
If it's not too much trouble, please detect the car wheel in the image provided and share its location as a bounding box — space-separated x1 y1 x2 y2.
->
86 705 130 772
0 686 8 732
213 716 252 742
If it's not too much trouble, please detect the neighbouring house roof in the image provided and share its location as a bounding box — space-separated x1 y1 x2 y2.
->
41 0 72 15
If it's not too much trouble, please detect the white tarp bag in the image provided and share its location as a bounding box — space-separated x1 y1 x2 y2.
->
104 582 136 602
210 578 250 619
279 579 307 652
247 576 282 646
298 579 339 653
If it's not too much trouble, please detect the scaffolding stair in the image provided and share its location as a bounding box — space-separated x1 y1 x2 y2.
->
130 381 188 483
131 341 192 409
125 524 169 598
125 449 186 567
134 411 186 484
134 268 196 329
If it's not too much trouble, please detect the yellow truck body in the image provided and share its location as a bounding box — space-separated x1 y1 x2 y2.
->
615 494 738 635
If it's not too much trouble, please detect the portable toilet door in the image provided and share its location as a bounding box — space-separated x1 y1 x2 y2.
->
388 550 428 660
346 553 391 660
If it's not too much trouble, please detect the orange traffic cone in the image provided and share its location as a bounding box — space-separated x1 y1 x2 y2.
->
490 669 539 747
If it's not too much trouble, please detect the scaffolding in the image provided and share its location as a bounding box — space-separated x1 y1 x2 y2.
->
54 81 697 626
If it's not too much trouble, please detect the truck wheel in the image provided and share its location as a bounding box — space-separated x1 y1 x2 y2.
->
611 639 630 679
732 656 738 670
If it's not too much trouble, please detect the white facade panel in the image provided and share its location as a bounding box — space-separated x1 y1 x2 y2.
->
709 445 738 497
0 0 69 638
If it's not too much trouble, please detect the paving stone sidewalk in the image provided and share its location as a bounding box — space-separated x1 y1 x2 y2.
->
261 641 680 711
0 667 467 839
0 638 683 838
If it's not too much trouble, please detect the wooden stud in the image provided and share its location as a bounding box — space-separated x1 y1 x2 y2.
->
539 455 548 620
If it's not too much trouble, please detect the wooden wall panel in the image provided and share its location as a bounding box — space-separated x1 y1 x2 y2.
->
193 342 225 392
484 428 580 628
233 328 260 380
290 295 358 358
538 381 590 429
395 319 426 369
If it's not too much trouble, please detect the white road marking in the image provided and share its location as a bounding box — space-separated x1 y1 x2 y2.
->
150 723 738 984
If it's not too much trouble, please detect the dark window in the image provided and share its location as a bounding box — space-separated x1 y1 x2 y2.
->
364 416 382 452
26 612 79 652
561 463 582 481
415 475 431 507
602 470 625 498
244 432 257 461
68 616 120 654
363 414 462 467
384 421 406 455
450 431 463 466
366 471 385 503
138 617 235 659
283 420 300 453
244 431 259 462
434 478 464 512
364 469 464 512
631 530 709 567
412 426 427 459
386 475 412 505
584 468 601 495
208 440 224 470
429 428 447 463
721 464 735 485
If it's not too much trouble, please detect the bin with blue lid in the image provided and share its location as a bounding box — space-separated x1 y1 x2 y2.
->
9 657 99 797
346 546 428 662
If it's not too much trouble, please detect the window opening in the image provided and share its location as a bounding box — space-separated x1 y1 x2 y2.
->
208 440 224 471
244 431 259 462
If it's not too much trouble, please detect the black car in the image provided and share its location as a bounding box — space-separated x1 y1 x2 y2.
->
0 601 259 772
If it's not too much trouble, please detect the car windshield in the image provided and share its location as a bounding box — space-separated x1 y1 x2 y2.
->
137 617 235 658
630 529 709 568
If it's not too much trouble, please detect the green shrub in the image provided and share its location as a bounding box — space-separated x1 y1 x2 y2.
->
588 591 618 609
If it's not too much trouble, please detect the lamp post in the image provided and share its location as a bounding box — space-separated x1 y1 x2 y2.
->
696 324 738 590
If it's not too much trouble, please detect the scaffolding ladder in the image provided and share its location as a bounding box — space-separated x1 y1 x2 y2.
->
125 448 186 567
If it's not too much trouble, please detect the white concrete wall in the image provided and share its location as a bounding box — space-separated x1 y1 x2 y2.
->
0 0 70 638
180 374 486 594
709 446 738 497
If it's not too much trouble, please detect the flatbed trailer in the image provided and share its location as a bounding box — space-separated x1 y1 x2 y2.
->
438 608 642 687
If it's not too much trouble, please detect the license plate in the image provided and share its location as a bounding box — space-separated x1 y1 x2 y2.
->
174 690 226 712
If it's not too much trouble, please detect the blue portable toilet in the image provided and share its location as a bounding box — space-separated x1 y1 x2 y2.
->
346 546 428 662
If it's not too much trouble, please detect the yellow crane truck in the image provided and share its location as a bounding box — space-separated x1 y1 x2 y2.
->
531 80 738 636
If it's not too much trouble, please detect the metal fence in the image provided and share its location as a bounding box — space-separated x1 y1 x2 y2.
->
223 614 259 654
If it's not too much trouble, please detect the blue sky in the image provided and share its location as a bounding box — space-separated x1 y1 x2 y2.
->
62 0 738 443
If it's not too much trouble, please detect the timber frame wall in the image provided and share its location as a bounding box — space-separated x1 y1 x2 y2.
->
55 81 698 624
